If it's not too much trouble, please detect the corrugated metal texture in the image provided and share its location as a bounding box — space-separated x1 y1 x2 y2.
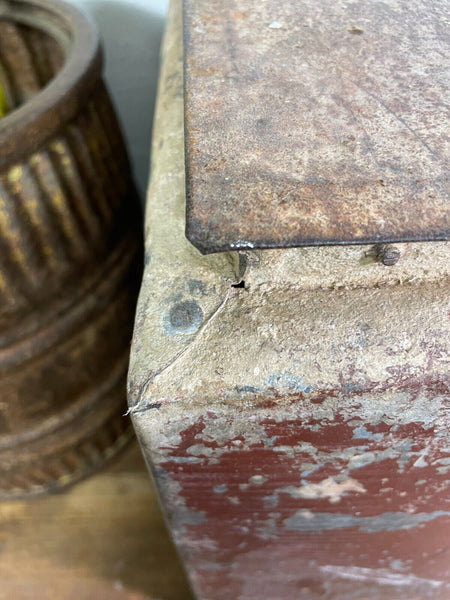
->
184 0 450 254
0 79 138 343
0 20 64 105
0 0 142 498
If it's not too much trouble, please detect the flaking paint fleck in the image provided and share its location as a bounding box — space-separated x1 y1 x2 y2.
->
280 476 367 503
353 425 384 441
319 565 450 590
285 510 450 533
266 372 314 394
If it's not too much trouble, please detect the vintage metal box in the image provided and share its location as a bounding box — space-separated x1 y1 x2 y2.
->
128 1 450 598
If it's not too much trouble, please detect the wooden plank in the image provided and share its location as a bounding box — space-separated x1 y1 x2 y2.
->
0 441 194 600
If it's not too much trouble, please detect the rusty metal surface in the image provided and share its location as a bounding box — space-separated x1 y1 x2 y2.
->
183 0 450 254
0 0 101 168
0 0 142 498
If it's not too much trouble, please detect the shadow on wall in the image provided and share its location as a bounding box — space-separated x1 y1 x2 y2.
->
73 0 167 201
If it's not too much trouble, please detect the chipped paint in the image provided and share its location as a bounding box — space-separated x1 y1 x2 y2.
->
265 373 314 394
249 475 267 486
353 425 384 441
133 397 450 599
280 476 366 503
285 510 450 533
319 565 450 590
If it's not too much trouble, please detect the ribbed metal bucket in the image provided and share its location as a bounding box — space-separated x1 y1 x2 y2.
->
0 0 143 498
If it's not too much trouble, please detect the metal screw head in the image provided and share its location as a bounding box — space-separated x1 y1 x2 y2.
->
377 244 401 266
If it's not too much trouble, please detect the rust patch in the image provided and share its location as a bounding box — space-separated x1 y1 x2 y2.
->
184 0 450 253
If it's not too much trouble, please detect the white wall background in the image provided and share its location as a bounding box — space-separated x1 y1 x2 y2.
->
69 0 169 200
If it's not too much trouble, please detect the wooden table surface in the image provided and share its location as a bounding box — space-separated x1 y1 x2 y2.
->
0 438 194 600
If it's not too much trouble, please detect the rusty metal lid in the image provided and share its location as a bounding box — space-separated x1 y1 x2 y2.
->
183 0 450 254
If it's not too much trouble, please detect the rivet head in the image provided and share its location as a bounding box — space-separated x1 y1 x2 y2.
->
377 244 400 266
166 300 204 334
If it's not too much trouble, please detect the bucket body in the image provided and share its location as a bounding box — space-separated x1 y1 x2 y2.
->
0 0 142 498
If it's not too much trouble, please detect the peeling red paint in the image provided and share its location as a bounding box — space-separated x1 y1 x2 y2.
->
156 379 450 599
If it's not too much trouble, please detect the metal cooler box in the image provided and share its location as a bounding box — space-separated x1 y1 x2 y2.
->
128 1 450 598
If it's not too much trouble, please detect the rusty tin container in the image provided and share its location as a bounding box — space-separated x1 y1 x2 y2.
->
129 1 449 599
0 0 142 498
